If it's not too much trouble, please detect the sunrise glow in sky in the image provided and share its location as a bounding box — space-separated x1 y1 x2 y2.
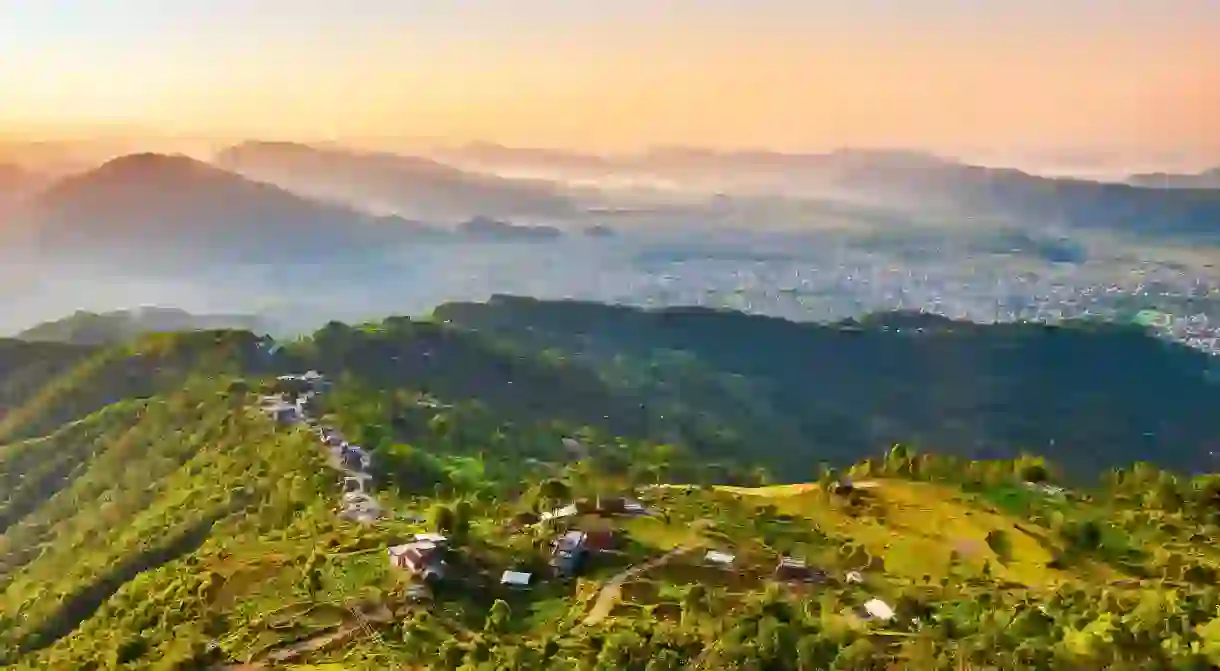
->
2 0 1218 156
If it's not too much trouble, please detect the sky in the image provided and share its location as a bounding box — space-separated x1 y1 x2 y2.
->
1 0 1219 160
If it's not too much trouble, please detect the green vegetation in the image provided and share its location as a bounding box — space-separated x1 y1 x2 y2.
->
14 307 268 346
3 298 1220 669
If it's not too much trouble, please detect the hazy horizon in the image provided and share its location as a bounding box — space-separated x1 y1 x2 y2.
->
2 0 1218 174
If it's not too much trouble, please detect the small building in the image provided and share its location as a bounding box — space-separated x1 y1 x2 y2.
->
775 557 826 583
388 541 447 582
343 475 370 494
704 550 736 567
340 499 382 524
583 529 619 552
551 530 590 576
264 403 299 424
622 498 647 515
863 598 895 622
501 570 533 588
414 532 448 544
540 504 579 522
341 448 366 472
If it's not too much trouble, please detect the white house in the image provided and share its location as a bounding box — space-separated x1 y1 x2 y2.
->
500 570 533 587
539 504 579 522
704 550 736 566
863 598 895 621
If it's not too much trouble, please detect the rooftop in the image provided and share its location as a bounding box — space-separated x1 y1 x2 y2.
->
501 570 533 586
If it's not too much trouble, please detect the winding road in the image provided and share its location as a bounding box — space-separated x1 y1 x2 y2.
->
582 544 702 625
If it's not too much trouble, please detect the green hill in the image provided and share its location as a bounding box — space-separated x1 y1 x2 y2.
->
15 307 269 346
3 300 1220 669
433 295 1220 478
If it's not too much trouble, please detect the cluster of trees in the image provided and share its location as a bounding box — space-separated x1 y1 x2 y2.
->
9 306 1220 668
0 381 335 667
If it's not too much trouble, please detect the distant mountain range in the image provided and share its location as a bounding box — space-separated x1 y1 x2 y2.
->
16 307 269 345
438 144 1220 237
1128 167 1220 189
214 141 578 221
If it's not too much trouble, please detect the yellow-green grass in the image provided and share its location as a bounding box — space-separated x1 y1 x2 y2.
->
719 479 1117 589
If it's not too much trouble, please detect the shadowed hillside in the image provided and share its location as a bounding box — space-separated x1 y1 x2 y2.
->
433 295 1220 477
14 153 437 267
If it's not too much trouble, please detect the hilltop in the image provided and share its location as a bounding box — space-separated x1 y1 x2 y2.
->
8 153 439 268
15 307 270 345
214 141 578 222
1128 166 1220 189
3 300 1220 668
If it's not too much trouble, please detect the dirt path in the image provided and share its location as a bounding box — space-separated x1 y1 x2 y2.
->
582 544 701 625
217 624 362 671
216 604 393 670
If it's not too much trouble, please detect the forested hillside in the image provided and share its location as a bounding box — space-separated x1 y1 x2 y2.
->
4 300 1220 668
434 295 1220 477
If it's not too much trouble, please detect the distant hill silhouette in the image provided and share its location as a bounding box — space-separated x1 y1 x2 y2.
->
14 153 438 266
1128 167 1220 189
457 216 563 241
433 295 1220 478
214 141 578 221
16 307 269 345
0 163 42 212
436 145 1220 237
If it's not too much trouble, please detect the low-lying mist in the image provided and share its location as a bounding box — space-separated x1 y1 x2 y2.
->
6 212 1220 345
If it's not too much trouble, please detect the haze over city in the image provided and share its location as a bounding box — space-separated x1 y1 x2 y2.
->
2 0 1220 345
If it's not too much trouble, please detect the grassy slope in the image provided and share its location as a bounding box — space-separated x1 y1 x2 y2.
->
0 383 341 668
716 480 1110 587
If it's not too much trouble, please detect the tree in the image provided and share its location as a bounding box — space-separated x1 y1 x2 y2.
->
985 530 1013 564
485 599 512 634
537 479 571 508
430 504 457 534
1017 460 1049 484
454 500 474 537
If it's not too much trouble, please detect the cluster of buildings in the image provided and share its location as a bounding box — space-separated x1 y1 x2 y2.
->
595 238 1220 357
256 370 382 524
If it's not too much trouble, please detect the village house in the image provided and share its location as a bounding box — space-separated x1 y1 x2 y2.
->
342 474 371 495
774 556 827 583
550 530 590 576
388 540 447 582
539 504 579 523
500 570 533 589
263 402 299 425
595 496 647 516
863 598 896 622
340 492 382 524
704 550 736 567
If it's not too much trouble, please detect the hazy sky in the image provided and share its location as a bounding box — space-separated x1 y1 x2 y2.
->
2 0 1218 156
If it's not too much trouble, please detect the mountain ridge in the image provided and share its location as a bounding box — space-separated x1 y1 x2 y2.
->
215 140 579 221
8 152 442 267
